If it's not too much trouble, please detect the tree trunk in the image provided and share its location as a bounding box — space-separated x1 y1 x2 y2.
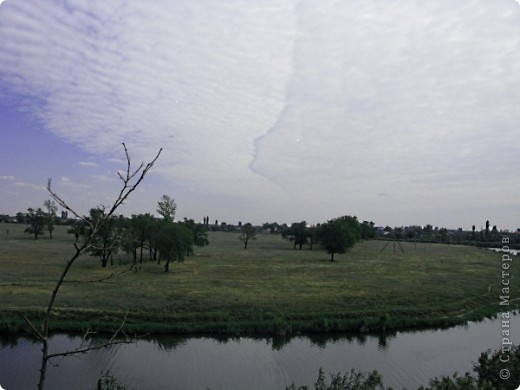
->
37 340 49 390
330 252 335 261
244 240 248 249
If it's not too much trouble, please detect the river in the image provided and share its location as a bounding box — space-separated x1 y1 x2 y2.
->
0 316 519 389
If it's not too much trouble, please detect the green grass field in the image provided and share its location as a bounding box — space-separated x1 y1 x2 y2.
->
0 222 518 335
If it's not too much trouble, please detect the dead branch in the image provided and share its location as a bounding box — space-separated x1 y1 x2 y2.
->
22 314 45 342
46 311 131 361
62 264 134 284
104 143 162 220
26 144 162 390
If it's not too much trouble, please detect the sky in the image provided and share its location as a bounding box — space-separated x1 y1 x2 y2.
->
0 0 519 230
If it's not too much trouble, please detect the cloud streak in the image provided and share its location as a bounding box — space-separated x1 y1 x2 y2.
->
79 161 98 167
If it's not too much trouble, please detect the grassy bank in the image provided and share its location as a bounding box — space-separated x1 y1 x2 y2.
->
0 223 518 335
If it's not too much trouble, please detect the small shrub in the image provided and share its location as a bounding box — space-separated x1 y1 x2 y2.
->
286 367 385 390
97 371 128 390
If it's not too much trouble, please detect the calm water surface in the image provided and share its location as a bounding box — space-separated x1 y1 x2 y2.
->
0 316 519 389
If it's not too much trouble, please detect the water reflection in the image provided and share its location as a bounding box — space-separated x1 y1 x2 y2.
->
2 317 491 354
148 329 392 353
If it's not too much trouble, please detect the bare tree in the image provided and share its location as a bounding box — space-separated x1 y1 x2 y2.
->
23 143 162 390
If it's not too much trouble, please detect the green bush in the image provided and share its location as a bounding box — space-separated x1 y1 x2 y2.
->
96 371 128 390
286 367 384 390
288 345 520 390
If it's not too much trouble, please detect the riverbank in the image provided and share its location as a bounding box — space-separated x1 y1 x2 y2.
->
1 225 518 335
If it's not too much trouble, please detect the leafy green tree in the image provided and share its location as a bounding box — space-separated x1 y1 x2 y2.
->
25 207 46 240
418 344 520 389
16 212 26 224
120 220 138 266
43 199 58 239
438 227 449 243
239 223 257 249
307 225 319 250
286 367 384 390
417 373 477 389
263 222 281 234
423 224 433 239
393 227 404 240
128 213 156 266
67 220 86 243
156 194 176 221
182 218 209 256
405 225 423 240
282 221 309 250
155 221 193 272
360 221 376 240
97 371 128 390
317 216 361 261
85 208 121 268
475 344 520 388
148 218 160 261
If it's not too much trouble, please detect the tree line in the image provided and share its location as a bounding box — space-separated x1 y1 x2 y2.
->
19 194 208 273
18 199 371 262
69 195 209 272
13 196 520 264
254 217 375 261
15 198 378 262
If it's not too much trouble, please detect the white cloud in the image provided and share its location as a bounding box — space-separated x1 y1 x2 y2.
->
79 161 98 167
13 181 45 191
91 174 116 182
0 175 15 180
0 0 519 228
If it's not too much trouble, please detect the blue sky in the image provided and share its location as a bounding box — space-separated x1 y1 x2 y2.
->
1 0 519 230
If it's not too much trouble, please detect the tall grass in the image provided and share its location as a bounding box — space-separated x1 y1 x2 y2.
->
0 223 517 335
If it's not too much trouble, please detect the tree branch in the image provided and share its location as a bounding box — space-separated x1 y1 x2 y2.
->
63 264 134 284
46 311 131 361
104 143 162 220
22 314 45 342
27 144 162 390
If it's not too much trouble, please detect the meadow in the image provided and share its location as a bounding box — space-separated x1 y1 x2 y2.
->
0 222 517 335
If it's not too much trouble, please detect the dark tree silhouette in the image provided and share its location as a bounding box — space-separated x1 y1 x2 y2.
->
24 207 46 240
239 223 257 249
318 216 361 261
